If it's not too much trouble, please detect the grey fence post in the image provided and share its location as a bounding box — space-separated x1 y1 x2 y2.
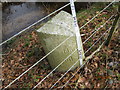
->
69 0 84 66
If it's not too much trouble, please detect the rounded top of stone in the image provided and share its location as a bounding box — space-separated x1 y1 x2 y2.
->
37 11 76 36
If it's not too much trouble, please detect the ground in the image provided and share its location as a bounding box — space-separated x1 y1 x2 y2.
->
2 2 120 89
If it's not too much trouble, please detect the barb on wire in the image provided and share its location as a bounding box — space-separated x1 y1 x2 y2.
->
0 3 70 46
60 27 112 89
49 26 112 89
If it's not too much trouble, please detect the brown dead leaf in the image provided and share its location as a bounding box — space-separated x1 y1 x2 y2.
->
15 63 19 66
70 77 77 82
86 18 90 21
102 11 108 14
78 77 86 83
107 50 113 55
11 60 15 65
94 56 100 61
97 83 100 88
93 62 98 68
85 81 91 88
88 74 93 79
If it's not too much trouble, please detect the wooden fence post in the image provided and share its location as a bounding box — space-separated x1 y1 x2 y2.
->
105 2 120 46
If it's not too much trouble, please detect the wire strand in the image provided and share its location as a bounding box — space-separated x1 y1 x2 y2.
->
83 15 114 44
29 2 115 88
0 3 70 46
78 0 115 30
32 49 77 89
32 14 114 89
3 35 72 89
0 0 115 46
49 26 112 89
3 0 115 89
60 27 112 89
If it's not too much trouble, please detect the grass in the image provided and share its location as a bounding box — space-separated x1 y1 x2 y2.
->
77 3 106 20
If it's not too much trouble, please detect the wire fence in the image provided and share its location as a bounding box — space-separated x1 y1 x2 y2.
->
2 0 117 89
50 26 112 89
32 14 114 89
0 3 70 46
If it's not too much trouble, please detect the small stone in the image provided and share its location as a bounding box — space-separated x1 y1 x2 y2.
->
18 58 22 61
107 70 113 75
108 62 114 67
108 79 113 85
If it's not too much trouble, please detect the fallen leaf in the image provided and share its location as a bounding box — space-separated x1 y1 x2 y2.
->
93 62 98 68
11 60 15 65
78 77 86 83
94 56 100 61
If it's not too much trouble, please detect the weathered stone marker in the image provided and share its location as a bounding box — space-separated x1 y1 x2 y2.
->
37 11 85 72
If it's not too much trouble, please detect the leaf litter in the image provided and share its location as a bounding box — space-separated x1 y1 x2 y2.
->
2 3 120 89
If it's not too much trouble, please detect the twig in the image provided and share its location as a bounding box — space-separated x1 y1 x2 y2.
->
85 42 104 61
74 41 105 88
42 3 50 14
12 64 31 69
